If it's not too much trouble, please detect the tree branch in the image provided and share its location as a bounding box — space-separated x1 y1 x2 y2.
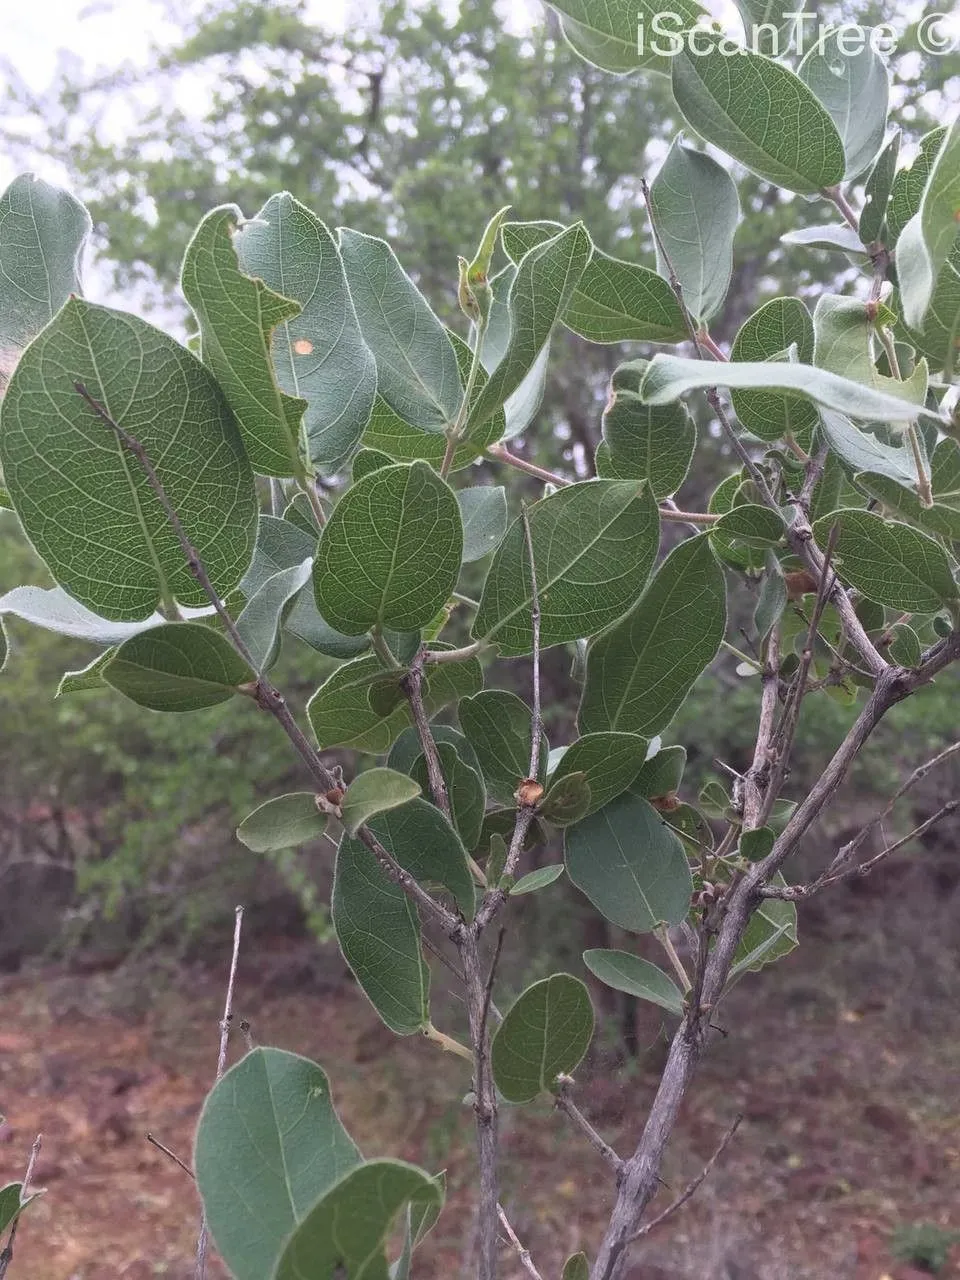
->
401 652 451 820
555 1081 624 1175
497 1204 544 1280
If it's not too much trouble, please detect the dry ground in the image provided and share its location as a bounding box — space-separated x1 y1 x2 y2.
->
0 917 958 1280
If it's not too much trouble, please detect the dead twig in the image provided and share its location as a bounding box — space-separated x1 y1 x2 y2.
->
555 1082 623 1176
195 906 243 1279
497 1204 544 1279
625 1115 742 1245
146 1133 195 1179
0 1134 42 1280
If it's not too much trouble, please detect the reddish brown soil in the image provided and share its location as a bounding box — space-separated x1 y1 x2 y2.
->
0 936 957 1280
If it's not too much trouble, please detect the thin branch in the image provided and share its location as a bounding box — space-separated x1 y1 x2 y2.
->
0 1134 42 1280
486 443 571 487
423 641 483 664
625 1115 742 1245
659 503 720 526
74 385 459 936
555 1083 624 1175
196 905 244 1280
497 1204 544 1280
695 330 728 362
820 184 860 230
146 1133 194 1179
459 932 499 1280
522 504 543 790
742 626 780 830
401 653 451 819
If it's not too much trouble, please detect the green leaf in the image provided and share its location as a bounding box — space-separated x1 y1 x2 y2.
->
547 0 705 76
598 369 696 498
464 224 591 436
333 835 430 1034
671 37 845 195
181 205 308 478
779 224 870 255
234 194 377 472
388 724 481 778
103 623 255 712
0 1183 21 1236
501 221 686 344
547 732 649 817
856 471 960 542
754 556 788 640
649 137 739 323
740 827 775 862
562 1253 591 1280
236 558 312 671
630 744 686 799
241 515 366 660
0 585 175 646
340 768 422 836
510 864 565 896
0 299 258 621
887 623 922 668
815 509 958 613
711 504 785 547
338 227 461 431
732 0 803 56
0 174 91 391
887 127 948 248
859 129 901 244
411 742 486 852
353 447 393 481
579 536 726 736
308 650 482 753
236 793 326 853
897 122 960 330
480 265 551 439
904 238 960 380
194 1047 361 1280
457 485 507 562
314 462 462 634
813 294 927 407
641 352 936 425
565 792 693 933
797 26 889 180
728 891 798 984
582 949 684 1015
459 690 549 805
342 799 475 919
540 771 592 826
56 648 115 696
730 297 818 443
474 480 660 656
818 409 919 487
491 973 594 1104
273 1159 443 1280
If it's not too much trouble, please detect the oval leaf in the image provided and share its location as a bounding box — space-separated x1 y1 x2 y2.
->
237 793 326 853
565 792 693 934
333 835 430 1034
510 864 565 896
814 509 959 613
598 370 696 498
547 732 649 817
340 768 422 837
649 137 740 323
459 690 549 806
103 623 255 712
474 480 660 656
0 585 176 646
457 485 508 562
491 973 594 1104
0 298 258 621
797 26 889 180
338 227 461 431
582 949 684 1015
235 194 377 471
236 558 312 672
194 1047 361 1280
273 1159 443 1280
730 297 819 442
181 204 308 478
547 0 705 76
0 174 91 391
579 535 726 737
671 38 845 195
314 462 462 635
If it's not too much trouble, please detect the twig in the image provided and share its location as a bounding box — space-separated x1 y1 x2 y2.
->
742 627 780 830
820 184 861 231
625 1115 742 1245
555 1083 623 1175
696 330 728 362
761 798 960 900
486 443 571 487
74 384 460 936
401 652 451 820
497 1204 544 1279
522 504 543 792
0 1134 42 1280
146 1133 195 1179
195 905 244 1280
